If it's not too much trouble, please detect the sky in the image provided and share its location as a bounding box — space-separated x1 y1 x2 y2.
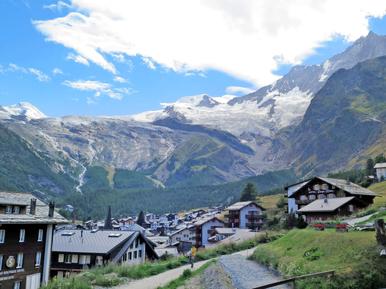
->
1 0 386 117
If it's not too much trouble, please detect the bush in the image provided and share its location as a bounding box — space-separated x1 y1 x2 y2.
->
182 269 192 278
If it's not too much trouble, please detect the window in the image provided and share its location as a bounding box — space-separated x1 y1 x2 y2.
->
128 252 132 260
16 253 23 269
138 250 142 258
349 205 354 212
321 184 329 190
134 251 137 259
5 205 12 214
79 255 91 265
38 229 44 242
19 229 25 243
13 206 20 214
96 256 103 266
0 254 3 271
71 254 78 263
64 254 71 264
58 254 64 263
0 230 5 243
35 252 41 267
14 281 21 289
309 195 316 200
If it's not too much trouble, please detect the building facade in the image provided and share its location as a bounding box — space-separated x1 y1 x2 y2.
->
0 192 67 289
225 201 265 230
286 177 377 219
194 217 224 248
50 229 157 278
375 163 386 181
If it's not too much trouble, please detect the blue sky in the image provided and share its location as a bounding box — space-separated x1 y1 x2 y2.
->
1 0 386 117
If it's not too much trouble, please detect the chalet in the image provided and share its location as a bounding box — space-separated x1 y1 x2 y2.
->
374 163 386 181
0 192 67 289
193 217 224 248
168 226 195 246
225 201 265 230
297 197 364 223
286 177 377 219
50 229 157 278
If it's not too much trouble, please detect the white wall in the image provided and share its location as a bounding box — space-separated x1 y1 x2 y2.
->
376 168 386 180
170 228 195 245
239 204 262 229
287 186 299 214
201 220 224 247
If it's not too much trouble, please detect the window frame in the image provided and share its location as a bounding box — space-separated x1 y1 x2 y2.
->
35 251 42 267
0 230 5 243
37 229 44 242
16 253 23 269
58 254 64 263
19 229 25 243
14 280 21 289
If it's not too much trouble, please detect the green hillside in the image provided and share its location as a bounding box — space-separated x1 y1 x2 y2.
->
61 167 296 218
0 124 75 198
252 229 386 289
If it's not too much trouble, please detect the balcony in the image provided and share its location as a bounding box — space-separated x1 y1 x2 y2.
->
246 214 264 221
295 199 314 205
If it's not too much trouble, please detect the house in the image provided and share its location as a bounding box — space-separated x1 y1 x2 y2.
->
50 229 158 278
0 192 68 289
298 197 364 223
225 201 265 230
286 177 377 218
193 217 224 248
168 226 196 246
374 163 386 181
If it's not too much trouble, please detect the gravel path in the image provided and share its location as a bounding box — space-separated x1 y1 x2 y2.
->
219 253 290 289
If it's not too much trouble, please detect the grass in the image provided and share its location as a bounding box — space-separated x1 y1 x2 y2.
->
260 194 282 210
42 232 283 289
251 229 386 289
157 260 216 289
369 181 386 208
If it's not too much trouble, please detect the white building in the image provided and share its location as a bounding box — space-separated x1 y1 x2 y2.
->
374 163 386 180
194 217 224 248
168 226 195 245
226 201 265 230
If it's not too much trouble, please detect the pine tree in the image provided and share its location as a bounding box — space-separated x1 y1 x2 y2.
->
240 183 257 201
137 210 146 227
366 158 375 176
104 206 112 230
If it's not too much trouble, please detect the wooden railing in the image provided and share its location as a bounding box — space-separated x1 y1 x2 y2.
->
252 270 335 289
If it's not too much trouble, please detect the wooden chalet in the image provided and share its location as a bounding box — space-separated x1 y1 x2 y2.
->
286 177 377 221
224 201 265 230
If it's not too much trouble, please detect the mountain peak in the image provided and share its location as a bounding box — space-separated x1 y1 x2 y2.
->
0 102 46 120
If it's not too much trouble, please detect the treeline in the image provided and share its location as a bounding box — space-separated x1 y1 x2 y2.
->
328 153 386 187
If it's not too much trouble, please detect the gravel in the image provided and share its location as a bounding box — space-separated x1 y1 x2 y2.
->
219 254 290 289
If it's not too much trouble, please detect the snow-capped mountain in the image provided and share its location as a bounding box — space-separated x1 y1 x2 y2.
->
132 32 386 138
0 102 46 121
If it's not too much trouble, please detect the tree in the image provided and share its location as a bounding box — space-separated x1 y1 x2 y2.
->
240 183 257 201
104 206 112 230
375 154 386 164
137 210 146 227
366 158 375 176
276 196 287 209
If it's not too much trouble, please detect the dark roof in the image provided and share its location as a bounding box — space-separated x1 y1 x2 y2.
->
52 229 134 254
287 177 377 197
0 192 67 225
298 197 355 213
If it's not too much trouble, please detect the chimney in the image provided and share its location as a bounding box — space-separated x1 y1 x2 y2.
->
48 201 55 218
30 198 37 215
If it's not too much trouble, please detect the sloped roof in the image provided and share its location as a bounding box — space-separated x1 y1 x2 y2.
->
194 216 224 226
0 192 67 224
227 201 265 211
298 197 355 213
318 177 377 196
374 162 386 169
52 229 134 254
287 177 377 197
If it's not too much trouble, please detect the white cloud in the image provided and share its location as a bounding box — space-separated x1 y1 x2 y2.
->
142 57 156 70
63 79 133 100
7 63 50 82
226 86 254 95
52 67 63 75
43 1 71 11
113 76 127 83
34 0 386 86
67 53 89 66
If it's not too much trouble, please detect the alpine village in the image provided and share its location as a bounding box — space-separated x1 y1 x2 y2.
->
2 2 386 289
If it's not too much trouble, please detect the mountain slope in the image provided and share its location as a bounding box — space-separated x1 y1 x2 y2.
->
0 123 75 197
284 56 386 175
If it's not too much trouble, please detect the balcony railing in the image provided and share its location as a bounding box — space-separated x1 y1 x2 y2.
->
295 199 314 205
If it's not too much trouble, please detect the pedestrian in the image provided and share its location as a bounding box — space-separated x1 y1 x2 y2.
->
189 254 194 268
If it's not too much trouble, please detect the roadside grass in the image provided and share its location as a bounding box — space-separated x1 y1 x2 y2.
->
42 231 284 289
251 229 386 289
157 260 216 289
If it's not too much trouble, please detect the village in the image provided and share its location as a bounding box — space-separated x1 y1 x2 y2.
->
0 162 385 289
